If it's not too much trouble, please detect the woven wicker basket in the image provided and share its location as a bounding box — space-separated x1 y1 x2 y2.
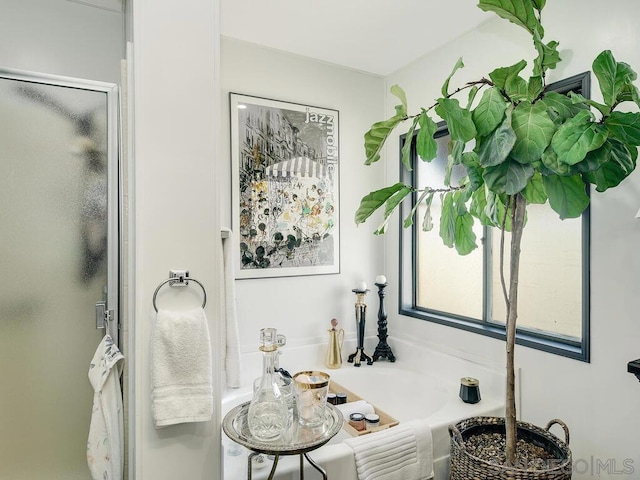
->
449 416 572 480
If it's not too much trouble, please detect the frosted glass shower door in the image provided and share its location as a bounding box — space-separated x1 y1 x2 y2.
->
0 70 119 480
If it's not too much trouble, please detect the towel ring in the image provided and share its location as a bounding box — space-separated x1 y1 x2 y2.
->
152 272 207 313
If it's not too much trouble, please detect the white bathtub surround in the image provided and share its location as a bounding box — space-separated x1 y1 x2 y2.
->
151 308 213 427
222 338 505 480
344 419 434 480
220 227 242 388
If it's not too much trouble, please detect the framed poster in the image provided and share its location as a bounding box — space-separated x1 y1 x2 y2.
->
230 93 340 279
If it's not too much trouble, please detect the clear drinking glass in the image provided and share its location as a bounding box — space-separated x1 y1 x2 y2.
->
293 371 330 428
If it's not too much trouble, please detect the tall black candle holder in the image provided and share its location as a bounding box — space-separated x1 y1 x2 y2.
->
347 288 373 367
372 281 396 362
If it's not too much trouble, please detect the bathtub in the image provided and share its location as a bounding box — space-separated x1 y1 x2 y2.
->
222 338 505 480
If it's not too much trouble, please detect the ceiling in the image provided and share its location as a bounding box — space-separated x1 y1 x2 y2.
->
220 0 490 76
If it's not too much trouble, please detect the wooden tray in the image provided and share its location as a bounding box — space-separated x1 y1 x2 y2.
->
329 380 399 436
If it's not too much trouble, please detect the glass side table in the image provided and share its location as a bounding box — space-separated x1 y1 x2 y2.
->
222 401 343 480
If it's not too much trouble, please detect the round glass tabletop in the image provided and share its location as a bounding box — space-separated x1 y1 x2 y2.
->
222 401 343 456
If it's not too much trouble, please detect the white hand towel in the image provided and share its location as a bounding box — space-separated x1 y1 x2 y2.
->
335 400 376 419
87 334 125 480
344 419 434 480
151 308 213 427
221 227 242 388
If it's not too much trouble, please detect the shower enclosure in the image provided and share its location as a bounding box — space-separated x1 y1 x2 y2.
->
0 68 120 479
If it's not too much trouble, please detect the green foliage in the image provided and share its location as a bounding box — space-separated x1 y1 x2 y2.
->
355 0 639 256
478 0 543 36
511 100 555 164
416 112 438 161
434 98 477 142
473 87 508 136
593 50 640 110
364 86 407 165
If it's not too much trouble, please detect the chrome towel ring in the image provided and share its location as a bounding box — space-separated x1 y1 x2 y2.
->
152 270 207 313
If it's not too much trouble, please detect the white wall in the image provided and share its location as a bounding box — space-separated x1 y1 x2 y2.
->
131 0 222 479
0 0 123 83
220 38 386 360
382 1 640 478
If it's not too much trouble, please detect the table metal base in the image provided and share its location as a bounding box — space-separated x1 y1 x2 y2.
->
248 451 327 480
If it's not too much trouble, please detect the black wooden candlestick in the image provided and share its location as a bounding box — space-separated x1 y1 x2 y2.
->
372 282 395 362
347 289 373 367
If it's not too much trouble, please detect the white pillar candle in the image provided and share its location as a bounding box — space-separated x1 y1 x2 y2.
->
375 274 387 284
357 281 367 291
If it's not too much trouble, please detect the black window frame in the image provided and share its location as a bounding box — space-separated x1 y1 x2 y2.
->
398 72 591 362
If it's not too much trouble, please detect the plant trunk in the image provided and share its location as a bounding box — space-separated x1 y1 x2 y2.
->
505 193 526 466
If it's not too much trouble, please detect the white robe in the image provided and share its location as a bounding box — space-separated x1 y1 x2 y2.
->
87 334 125 480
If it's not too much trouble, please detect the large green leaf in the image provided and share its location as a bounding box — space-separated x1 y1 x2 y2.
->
593 50 640 109
401 115 420 171
374 185 413 235
551 110 608 165
454 212 478 255
528 75 544 101
404 189 428 229
466 85 480 109
477 106 517 167
575 142 611 174
506 76 529 102
522 171 548 204
453 188 472 216
473 87 508 136
445 140 465 187
478 0 543 36
355 183 408 224
569 91 610 117
364 107 405 165
489 60 528 91
543 91 589 123
416 113 438 161
439 192 456 247
583 139 637 192
604 111 640 146
442 57 465 97
438 191 477 254
470 186 494 226
422 192 436 232
543 174 589 219
511 100 555 164
483 158 534 195
390 84 408 112
364 86 408 165
462 151 484 190
541 147 580 176
470 187 514 230
435 98 477 143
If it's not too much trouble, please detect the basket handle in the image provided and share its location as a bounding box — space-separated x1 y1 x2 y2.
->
546 418 570 445
449 424 464 447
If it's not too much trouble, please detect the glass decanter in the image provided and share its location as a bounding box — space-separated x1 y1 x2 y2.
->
247 328 288 441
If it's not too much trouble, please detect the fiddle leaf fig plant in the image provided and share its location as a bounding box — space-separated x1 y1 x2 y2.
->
355 0 640 466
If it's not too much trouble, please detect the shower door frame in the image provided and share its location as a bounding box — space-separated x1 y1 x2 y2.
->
0 67 122 343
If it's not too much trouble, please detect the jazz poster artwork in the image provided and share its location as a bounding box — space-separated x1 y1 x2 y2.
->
230 93 340 279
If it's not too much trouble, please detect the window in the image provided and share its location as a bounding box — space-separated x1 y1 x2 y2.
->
399 72 590 361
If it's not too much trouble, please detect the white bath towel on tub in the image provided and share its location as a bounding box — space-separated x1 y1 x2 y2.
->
151 308 213 427
344 419 434 480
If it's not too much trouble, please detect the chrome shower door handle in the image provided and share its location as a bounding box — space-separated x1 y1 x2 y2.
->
96 301 113 330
